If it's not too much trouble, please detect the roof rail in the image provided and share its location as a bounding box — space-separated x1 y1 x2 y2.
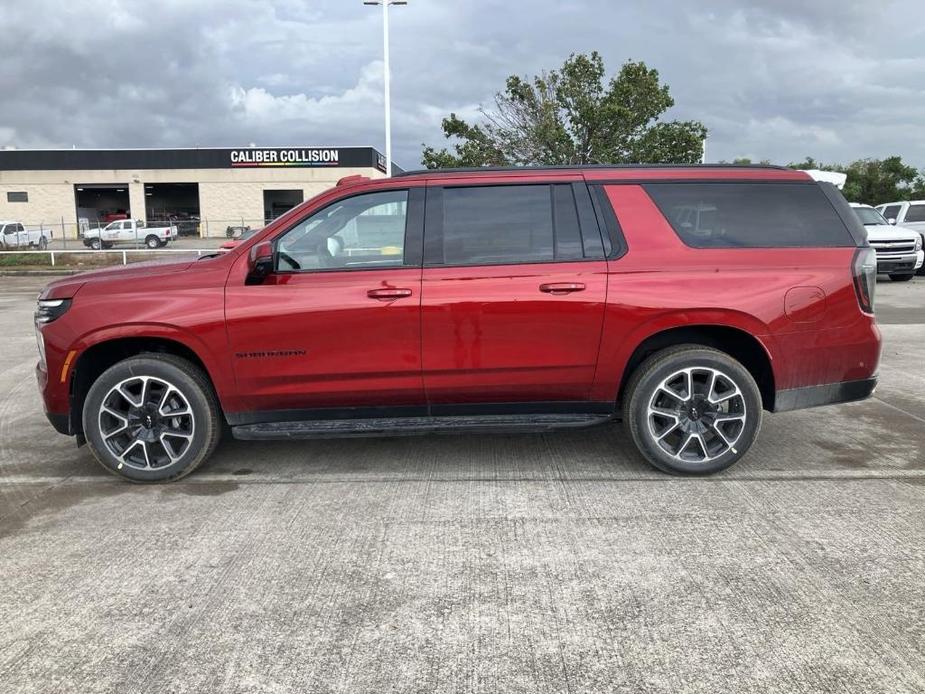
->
393 163 790 178
394 163 792 177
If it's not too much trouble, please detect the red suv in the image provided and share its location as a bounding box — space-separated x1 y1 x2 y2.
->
35 165 881 482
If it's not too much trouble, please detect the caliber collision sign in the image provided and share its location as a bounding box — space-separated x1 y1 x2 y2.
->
0 147 382 171
230 148 340 167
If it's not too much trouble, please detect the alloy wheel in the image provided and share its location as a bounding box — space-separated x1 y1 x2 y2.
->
646 366 747 463
98 376 195 470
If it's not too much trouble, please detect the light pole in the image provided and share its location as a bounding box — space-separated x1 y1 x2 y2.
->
364 0 406 177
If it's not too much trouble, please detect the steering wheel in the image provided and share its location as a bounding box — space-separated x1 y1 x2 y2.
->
277 250 301 270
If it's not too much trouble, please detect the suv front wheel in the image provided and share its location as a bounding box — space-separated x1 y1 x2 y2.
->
82 354 222 482
624 345 762 475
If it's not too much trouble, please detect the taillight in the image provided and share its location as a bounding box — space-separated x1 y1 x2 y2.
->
852 247 877 314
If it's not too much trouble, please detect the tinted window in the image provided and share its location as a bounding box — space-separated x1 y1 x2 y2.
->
6 191 27 203
441 185 553 265
853 206 888 226
904 204 925 222
277 189 407 271
644 183 853 248
437 184 593 266
880 205 902 221
552 184 583 260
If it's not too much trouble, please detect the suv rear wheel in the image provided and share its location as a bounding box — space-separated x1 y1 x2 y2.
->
82 354 222 482
624 345 762 475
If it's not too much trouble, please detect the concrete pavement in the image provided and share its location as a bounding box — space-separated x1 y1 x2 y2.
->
1 276 923 693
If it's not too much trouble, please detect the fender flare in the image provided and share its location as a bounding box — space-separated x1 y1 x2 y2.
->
70 322 232 404
592 308 780 402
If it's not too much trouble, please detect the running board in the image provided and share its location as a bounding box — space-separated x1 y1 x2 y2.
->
231 413 614 441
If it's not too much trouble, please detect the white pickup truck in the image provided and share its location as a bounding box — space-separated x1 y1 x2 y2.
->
850 203 924 281
82 219 178 250
875 200 925 275
0 220 51 250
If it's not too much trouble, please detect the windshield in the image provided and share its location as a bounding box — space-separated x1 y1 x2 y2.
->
853 206 888 226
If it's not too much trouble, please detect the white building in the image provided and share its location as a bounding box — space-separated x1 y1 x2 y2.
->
0 146 389 238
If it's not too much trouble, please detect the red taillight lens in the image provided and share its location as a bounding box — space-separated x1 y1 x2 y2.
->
852 247 877 314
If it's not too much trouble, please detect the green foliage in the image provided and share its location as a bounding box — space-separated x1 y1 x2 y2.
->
787 156 924 205
0 253 43 267
717 157 773 166
421 52 707 168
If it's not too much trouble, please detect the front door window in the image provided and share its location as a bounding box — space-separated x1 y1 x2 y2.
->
276 190 408 271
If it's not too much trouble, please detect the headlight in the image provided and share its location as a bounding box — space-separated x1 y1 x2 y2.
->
34 299 71 368
916 234 923 252
35 325 46 367
35 298 72 325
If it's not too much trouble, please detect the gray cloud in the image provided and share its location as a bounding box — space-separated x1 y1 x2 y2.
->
0 0 923 169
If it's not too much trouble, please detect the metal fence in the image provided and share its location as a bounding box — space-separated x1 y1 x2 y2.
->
1 218 272 248
0 247 223 267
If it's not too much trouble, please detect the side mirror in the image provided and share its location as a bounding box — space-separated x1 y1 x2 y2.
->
248 241 274 282
888 218 897 225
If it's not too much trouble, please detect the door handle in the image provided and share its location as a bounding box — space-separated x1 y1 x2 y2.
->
539 282 586 295
367 288 413 300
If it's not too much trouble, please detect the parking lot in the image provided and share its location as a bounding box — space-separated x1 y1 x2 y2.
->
0 275 923 693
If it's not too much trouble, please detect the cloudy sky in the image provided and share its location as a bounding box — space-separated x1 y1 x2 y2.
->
1 0 924 169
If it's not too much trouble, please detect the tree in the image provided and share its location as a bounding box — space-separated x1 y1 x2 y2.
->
421 52 707 168
788 156 921 205
718 157 772 165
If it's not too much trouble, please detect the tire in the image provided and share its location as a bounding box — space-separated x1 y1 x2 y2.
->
623 345 762 475
145 235 161 249
89 238 102 250
889 273 914 282
82 354 222 483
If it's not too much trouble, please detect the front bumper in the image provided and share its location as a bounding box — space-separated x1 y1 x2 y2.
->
45 410 72 435
773 377 877 413
875 250 922 274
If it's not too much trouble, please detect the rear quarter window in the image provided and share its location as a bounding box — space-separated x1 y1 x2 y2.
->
643 182 854 248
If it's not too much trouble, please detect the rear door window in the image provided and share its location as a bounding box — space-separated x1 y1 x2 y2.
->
904 204 925 222
432 183 600 266
880 204 902 222
644 182 854 248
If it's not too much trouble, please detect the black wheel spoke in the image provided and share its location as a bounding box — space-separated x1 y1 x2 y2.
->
647 367 747 464
98 376 195 471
